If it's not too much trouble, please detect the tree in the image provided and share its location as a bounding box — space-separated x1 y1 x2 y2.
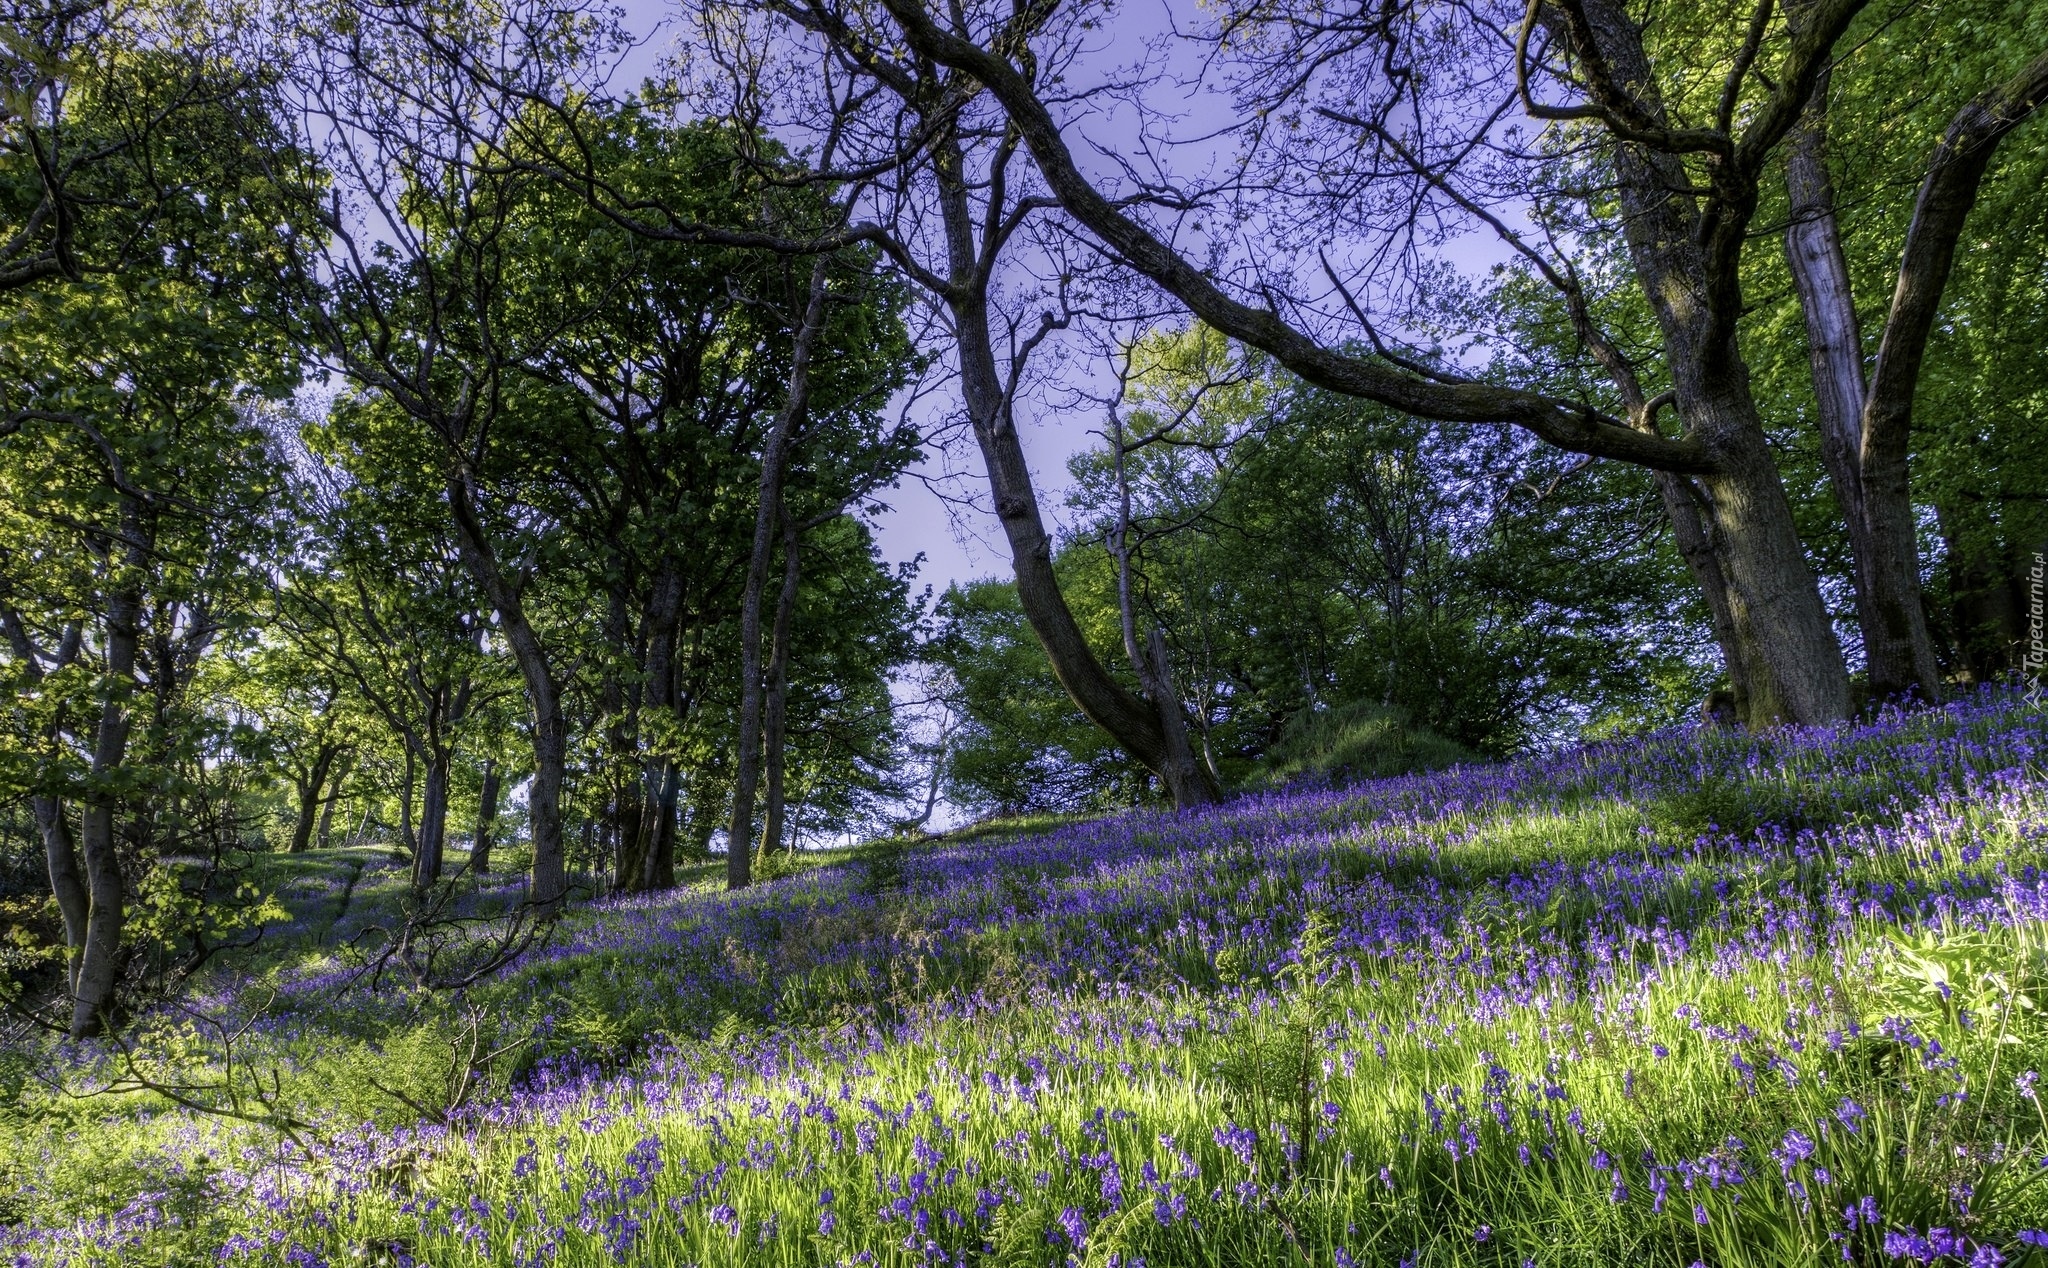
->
852 0 2048 723
0 92 299 1033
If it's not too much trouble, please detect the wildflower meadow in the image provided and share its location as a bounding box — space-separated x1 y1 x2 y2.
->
8 687 2048 1266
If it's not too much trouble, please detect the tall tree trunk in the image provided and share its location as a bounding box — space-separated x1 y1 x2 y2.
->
1784 88 1943 704
730 259 831 890
399 743 418 859
70 514 145 1039
929 135 1200 795
447 473 566 908
314 751 350 851
1657 472 1760 716
759 514 802 859
1566 0 1851 725
472 758 501 872
3 608 88 993
413 751 450 887
649 762 680 888
288 742 341 855
1107 403 1220 807
618 568 683 894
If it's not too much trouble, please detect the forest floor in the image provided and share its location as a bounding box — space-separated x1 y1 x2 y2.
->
8 688 2048 1266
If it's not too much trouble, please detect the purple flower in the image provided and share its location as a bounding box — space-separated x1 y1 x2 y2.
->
1214 1123 1258 1168
1057 1206 1088 1246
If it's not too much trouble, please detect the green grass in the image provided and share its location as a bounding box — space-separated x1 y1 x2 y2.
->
7 696 2048 1266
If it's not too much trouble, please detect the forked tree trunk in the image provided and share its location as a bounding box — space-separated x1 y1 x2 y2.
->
288 742 341 854
1785 91 1942 704
314 752 350 851
70 515 146 1039
929 133 1209 801
448 474 566 908
1783 46 2048 704
730 260 831 890
1572 0 1852 726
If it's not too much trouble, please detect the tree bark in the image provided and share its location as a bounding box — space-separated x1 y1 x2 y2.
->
472 758 501 872
729 259 831 890
413 750 450 887
880 0 1857 724
2 608 88 992
759 513 802 858
649 762 680 887
1657 472 1759 716
70 510 146 1039
447 472 566 908
314 751 350 851
1784 78 1942 703
288 742 341 854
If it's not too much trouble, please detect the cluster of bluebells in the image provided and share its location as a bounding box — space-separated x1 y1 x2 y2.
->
8 687 2048 1265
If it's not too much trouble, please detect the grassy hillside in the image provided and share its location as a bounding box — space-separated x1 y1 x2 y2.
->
9 689 2048 1266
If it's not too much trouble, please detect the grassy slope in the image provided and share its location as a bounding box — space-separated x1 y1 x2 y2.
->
8 691 2048 1266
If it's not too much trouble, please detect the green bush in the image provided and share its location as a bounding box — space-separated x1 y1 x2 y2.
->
1254 699 1475 786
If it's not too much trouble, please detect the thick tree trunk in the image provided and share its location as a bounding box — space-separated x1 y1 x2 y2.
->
730 260 831 891
760 515 801 858
472 758 501 872
1656 473 1759 716
1688 413 1852 724
447 474 566 908
1785 94 1944 704
288 743 340 855
70 524 144 1039
314 752 349 851
413 751 450 887
1564 0 1851 726
649 763 680 887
